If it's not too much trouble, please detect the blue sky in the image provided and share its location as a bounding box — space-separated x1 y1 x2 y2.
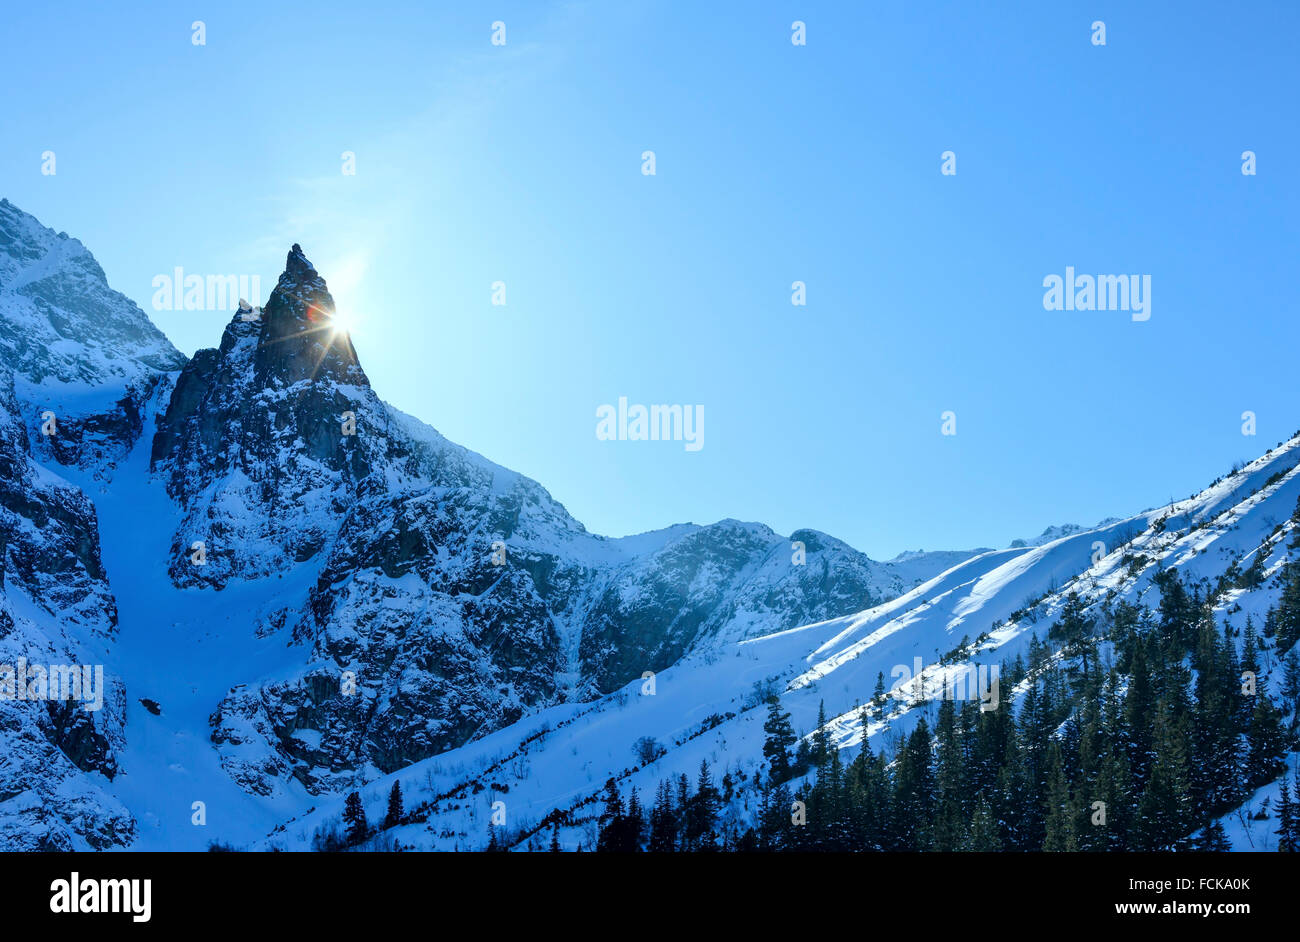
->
4 1 1298 559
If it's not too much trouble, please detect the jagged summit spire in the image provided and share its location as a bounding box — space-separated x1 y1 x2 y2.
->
285 243 315 279
235 243 367 388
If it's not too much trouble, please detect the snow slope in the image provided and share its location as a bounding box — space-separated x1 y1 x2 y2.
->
254 433 1300 850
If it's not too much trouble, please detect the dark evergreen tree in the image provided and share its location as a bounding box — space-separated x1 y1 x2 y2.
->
1274 778 1297 853
1190 620 1240 812
1134 698 1193 850
1281 650 1300 725
674 774 692 851
1042 741 1077 851
811 700 832 767
1195 818 1231 852
996 718 1033 851
762 696 797 784
892 716 936 850
689 761 721 851
384 780 404 830
342 790 368 846
872 672 887 721
933 689 966 851
648 779 677 852
596 778 634 852
1275 559 1300 652
1245 675 1288 790
626 787 645 851
1051 591 1094 653
964 797 1002 851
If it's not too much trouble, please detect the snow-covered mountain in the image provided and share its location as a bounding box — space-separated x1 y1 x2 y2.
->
0 201 968 847
0 194 186 849
3 199 1294 851
263 429 1300 851
0 199 184 477
0 368 136 849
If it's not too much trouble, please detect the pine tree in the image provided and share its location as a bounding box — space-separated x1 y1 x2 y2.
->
1094 672 1135 850
1042 741 1077 851
762 697 797 784
1051 591 1094 651
690 760 721 851
1196 818 1231 852
1135 698 1193 850
933 689 966 851
384 780 404 830
996 720 1032 851
893 716 936 850
1124 641 1156 791
1275 560 1300 652
819 743 847 849
1190 621 1239 811
964 797 1002 851
549 826 562 852
771 781 796 851
1245 676 1288 789
1017 681 1052 848
1155 568 1195 649
675 774 692 852
596 778 629 852
342 791 368 846
1282 650 1300 723
1242 615 1260 678
811 700 832 768
1274 778 1297 852
626 787 645 852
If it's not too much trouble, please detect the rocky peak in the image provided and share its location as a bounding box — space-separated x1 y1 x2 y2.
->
243 245 368 389
151 247 395 586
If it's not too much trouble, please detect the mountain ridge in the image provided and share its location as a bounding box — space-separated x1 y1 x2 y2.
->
0 200 972 844
4 199 1292 851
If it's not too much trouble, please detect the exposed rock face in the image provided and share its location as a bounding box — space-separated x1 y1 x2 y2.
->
0 200 175 848
156 247 955 796
151 244 389 586
208 486 903 794
0 366 133 849
575 523 892 693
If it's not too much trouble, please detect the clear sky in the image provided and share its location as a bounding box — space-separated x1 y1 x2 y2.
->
4 1 1298 559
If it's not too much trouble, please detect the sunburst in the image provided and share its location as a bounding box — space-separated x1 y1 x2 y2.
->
263 301 359 378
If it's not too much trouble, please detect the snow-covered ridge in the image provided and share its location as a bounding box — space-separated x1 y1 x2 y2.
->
6 197 1291 851
0 200 968 846
256 430 1300 851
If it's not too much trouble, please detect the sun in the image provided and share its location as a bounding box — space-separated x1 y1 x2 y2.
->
329 309 357 337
